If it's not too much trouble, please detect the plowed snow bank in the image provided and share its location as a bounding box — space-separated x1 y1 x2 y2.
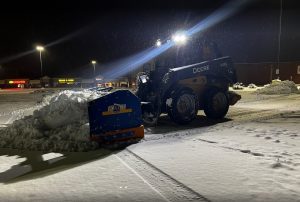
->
256 80 299 95
0 90 104 152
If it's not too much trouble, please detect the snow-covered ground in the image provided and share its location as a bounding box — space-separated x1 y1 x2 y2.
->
135 115 300 202
0 88 299 202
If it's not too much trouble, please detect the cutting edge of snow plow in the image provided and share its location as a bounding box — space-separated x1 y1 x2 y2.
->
90 125 144 144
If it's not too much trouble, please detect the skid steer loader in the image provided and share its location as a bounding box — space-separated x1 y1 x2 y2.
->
136 56 241 126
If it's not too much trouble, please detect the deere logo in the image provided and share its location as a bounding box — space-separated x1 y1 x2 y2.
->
193 65 209 74
102 104 132 116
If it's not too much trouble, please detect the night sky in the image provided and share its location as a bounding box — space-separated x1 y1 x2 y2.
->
0 0 299 79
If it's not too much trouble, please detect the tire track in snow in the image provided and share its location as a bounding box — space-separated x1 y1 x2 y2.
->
144 108 281 142
116 149 210 202
227 108 279 122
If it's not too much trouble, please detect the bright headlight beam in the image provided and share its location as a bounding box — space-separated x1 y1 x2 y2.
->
98 0 251 80
102 42 174 79
172 33 187 45
187 0 250 36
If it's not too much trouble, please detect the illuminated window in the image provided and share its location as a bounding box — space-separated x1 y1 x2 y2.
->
9 80 26 84
58 78 75 84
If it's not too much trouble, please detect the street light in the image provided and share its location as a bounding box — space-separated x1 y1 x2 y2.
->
91 60 97 77
36 46 44 77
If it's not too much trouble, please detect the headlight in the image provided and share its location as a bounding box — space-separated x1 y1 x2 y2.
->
140 75 148 83
172 33 187 45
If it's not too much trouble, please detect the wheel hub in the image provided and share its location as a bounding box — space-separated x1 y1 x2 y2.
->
176 94 196 115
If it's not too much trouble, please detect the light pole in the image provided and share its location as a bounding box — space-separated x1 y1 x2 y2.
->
91 60 97 77
277 0 283 74
36 46 44 77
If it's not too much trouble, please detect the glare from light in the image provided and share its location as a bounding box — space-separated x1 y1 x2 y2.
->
172 33 187 45
91 60 97 64
0 27 88 64
156 39 162 47
36 46 44 51
0 26 90 64
98 0 250 80
102 42 173 80
186 0 250 36
0 50 36 64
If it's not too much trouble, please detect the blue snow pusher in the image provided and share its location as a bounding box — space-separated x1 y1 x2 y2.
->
88 90 144 146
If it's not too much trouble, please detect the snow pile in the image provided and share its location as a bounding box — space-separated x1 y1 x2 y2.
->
256 80 299 95
0 90 104 152
247 83 257 88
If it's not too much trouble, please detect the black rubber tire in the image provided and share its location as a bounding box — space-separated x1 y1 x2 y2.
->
167 89 198 125
142 110 159 127
203 88 229 119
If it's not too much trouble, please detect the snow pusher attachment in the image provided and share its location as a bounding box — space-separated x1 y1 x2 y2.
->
88 90 144 147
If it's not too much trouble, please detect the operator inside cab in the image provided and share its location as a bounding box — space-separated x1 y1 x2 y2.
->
200 38 223 61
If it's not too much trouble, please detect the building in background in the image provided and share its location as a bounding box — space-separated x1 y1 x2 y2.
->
40 76 51 87
1 60 299 89
29 80 42 88
81 78 95 88
235 61 300 85
0 79 30 88
52 77 81 88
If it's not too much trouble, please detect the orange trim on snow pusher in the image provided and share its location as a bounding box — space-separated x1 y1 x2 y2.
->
90 125 144 144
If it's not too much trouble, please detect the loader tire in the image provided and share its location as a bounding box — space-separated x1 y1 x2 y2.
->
141 100 160 127
203 88 229 119
167 89 198 125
